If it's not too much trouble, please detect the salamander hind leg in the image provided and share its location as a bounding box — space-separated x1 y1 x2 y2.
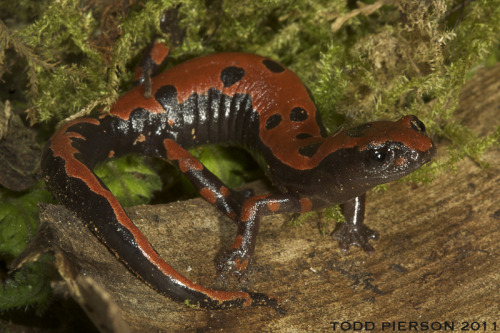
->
163 138 250 219
332 194 379 252
162 139 306 282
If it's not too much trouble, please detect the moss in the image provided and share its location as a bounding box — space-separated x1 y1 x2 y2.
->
0 255 53 311
3 0 498 139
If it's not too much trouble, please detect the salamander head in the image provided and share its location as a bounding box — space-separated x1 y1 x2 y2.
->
266 115 436 202
300 115 437 201
336 115 436 186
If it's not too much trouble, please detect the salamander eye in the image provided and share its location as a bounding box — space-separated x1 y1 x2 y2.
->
364 146 396 172
368 148 387 163
410 116 426 133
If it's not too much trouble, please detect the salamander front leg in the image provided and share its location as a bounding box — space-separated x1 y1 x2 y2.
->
217 194 311 278
332 194 379 252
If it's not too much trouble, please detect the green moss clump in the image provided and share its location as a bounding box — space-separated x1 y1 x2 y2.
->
0 184 54 312
0 255 53 312
3 1 499 165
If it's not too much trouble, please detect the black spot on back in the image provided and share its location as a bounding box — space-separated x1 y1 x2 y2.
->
290 107 309 122
296 133 313 139
265 114 282 130
155 85 178 110
220 66 246 87
298 143 322 158
346 123 372 138
262 59 285 73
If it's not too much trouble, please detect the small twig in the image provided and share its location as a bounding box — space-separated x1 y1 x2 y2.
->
444 0 475 22
331 0 396 32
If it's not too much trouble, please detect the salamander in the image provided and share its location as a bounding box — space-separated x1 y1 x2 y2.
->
41 49 436 310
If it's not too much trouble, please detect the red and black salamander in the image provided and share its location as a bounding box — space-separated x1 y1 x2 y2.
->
41 50 436 310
